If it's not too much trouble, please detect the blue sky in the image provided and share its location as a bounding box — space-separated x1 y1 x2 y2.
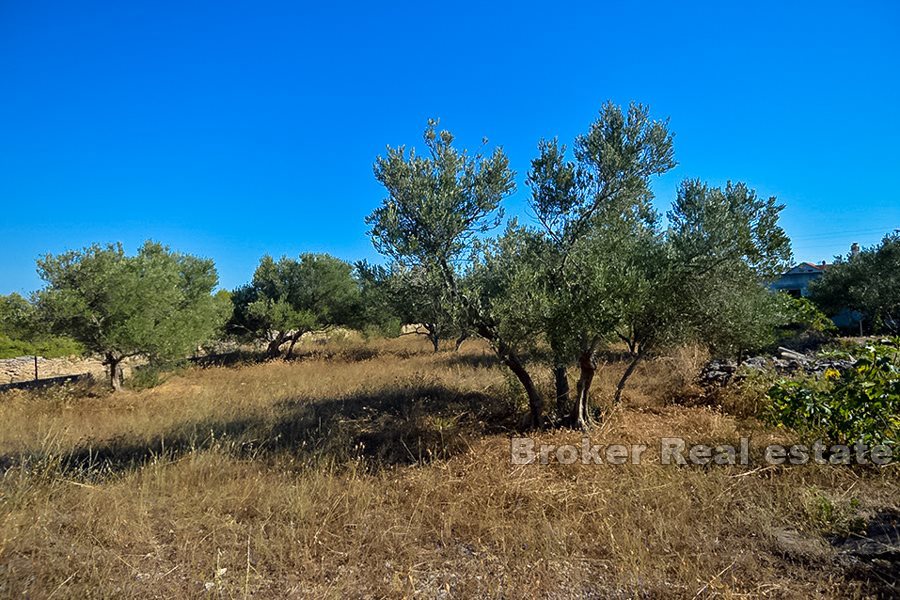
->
1 0 898 294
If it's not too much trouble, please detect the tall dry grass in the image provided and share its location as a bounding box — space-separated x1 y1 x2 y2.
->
0 337 896 598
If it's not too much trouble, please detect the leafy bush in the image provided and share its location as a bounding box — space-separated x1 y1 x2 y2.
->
781 297 837 335
361 318 402 341
717 368 781 418
0 334 84 359
128 360 188 391
766 339 900 447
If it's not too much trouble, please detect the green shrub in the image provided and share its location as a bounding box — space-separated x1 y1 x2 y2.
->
361 318 402 341
766 339 900 447
782 297 838 335
717 368 781 417
0 334 84 359
128 360 187 391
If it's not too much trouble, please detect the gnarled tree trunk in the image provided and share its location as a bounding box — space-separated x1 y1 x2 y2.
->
454 331 468 352
105 352 124 392
570 350 597 429
426 323 440 353
553 363 570 414
284 333 300 360
476 322 545 428
440 257 545 427
265 332 287 359
502 351 545 429
613 351 643 405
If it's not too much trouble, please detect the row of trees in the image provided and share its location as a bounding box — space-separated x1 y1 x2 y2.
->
7 101 894 420
1 245 459 388
224 253 470 358
0 102 799 416
365 103 795 428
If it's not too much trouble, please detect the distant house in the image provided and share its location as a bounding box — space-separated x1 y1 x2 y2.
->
770 262 829 298
770 243 863 331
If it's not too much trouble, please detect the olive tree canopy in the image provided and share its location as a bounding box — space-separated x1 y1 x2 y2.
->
36 241 224 390
364 120 561 424
228 253 361 358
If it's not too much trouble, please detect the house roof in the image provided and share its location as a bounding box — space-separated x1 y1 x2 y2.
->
781 262 830 276
799 261 829 271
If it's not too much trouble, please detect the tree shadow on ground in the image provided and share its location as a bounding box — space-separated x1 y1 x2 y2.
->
286 346 384 363
1 383 518 480
187 350 270 368
191 345 423 367
438 352 500 370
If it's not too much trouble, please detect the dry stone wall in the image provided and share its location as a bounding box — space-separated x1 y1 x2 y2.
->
0 356 107 384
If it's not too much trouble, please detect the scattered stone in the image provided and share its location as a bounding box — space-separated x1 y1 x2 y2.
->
831 510 900 596
832 510 900 563
700 350 856 386
742 356 769 370
772 527 832 563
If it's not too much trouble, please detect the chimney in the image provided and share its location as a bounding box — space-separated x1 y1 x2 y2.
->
850 242 860 258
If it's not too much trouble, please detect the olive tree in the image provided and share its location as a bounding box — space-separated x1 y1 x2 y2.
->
604 180 793 408
396 266 462 351
526 102 676 427
36 241 223 390
665 179 793 349
354 261 403 338
0 293 86 359
364 120 554 424
0 293 37 341
466 222 554 420
228 253 360 358
367 105 794 429
527 110 792 427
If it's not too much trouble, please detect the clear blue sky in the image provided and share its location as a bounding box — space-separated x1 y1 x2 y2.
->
2 0 898 294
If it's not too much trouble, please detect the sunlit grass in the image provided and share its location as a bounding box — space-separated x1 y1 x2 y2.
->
0 337 895 598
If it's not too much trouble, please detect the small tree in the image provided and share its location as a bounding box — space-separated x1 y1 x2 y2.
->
357 261 471 351
466 222 553 417
556 181 791 424
228 253 360 358
36 241 223 390
664 179 793 358
0 293 37 341
810 234 900 333
364 120 553 423
524 107 794 427
354 261 403 338
393 265 462 352
526 102 676 427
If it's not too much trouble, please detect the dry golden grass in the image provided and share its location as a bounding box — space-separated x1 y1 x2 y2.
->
0 337 896 598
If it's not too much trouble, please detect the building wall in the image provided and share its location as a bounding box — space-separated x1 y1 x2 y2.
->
770 271 823 297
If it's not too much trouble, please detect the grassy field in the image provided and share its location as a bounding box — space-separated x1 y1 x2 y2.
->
0 337 896 598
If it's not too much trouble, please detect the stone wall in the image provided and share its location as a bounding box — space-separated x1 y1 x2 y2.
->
0 356 107 384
